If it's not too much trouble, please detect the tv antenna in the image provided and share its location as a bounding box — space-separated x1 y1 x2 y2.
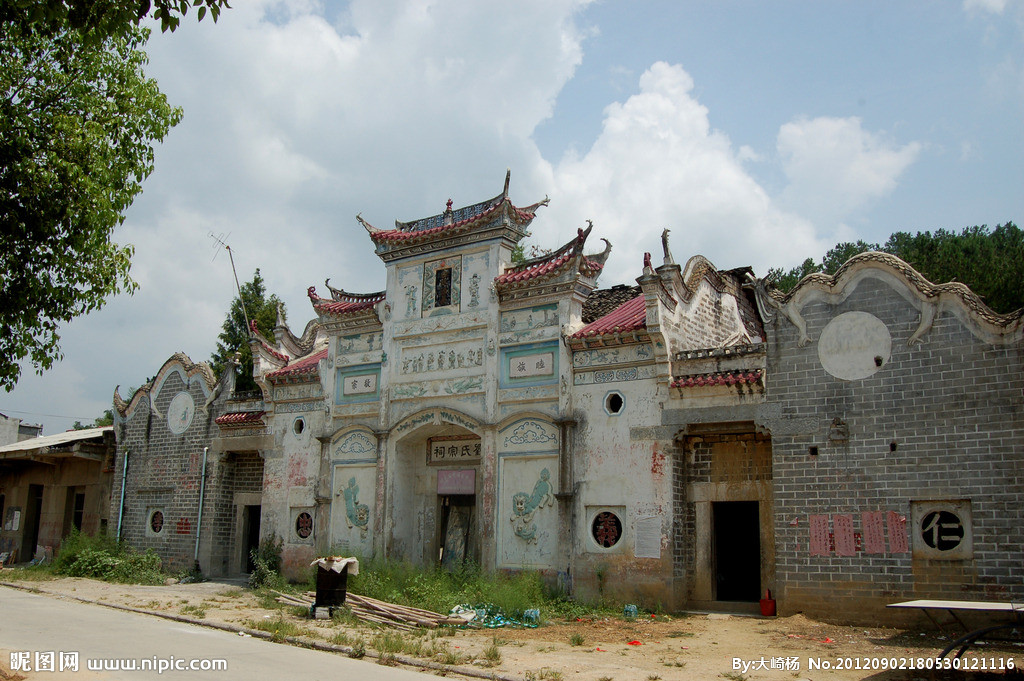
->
209 232 251 333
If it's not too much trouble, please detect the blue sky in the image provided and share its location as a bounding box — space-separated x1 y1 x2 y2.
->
3 0 1022 434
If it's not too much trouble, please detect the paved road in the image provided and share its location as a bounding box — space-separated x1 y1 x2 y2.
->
0 586 436 680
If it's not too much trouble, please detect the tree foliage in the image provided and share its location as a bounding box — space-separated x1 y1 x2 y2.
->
210 270 284 393
72 409 115 430
767 223 1023 314
0 22 182 391
3 0 230 38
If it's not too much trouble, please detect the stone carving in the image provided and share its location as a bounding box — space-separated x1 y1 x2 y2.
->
404 285 417 318
500 305 559 333
503 420 557 448
510 468 554 543
401 346 483 374
444 377 483 394
573 343 652 368
468 273 481 308
336 432 375 456
392 384 428 399
341 477 369 539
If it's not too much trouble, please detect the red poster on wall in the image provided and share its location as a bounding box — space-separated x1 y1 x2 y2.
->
887 511 909 553
809 515 830 555
862 511 885 554
833 514 856 556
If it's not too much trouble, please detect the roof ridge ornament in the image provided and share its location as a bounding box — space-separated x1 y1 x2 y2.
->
356 213 379 234
661 228 675 265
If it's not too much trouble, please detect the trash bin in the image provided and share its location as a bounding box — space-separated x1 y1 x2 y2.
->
316 564 348 607
310 556 358 616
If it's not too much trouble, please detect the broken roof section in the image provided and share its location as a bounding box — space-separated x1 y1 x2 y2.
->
359 170 548 262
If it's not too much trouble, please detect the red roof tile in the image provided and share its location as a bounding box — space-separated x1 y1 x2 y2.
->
258 341 289 363
670 369 763 389
572 295 647 338
266 348 327 379
215 411 266 426
308 286 385 317
371 199 537 244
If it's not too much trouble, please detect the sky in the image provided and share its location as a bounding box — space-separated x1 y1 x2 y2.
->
3 0 1022 434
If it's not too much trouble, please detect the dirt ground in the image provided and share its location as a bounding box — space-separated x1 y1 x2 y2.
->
1 574 1021 681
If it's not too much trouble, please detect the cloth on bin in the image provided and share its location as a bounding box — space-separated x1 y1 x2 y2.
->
309 556 359 575
449 603 538 628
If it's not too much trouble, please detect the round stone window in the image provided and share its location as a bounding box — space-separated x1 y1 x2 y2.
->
149 510 164 534
592 511 622 548
292 417 305 436
295 512 313 539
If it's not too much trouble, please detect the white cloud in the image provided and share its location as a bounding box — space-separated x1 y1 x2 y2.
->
542 62 822 282
776 116 921 232
963 0 1008 14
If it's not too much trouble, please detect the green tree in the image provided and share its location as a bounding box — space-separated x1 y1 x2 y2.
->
768 223 1023 314
0 22 182 391
211 270 284 393
72 408 115 430
3 0 230 37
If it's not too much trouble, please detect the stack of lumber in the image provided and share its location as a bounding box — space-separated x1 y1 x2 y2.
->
273 590 463 630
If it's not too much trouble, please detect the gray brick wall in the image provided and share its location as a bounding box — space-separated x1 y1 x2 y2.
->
766 277 1024 621
110 370 236 576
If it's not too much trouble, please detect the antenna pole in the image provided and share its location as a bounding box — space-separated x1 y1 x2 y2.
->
209 233 251 334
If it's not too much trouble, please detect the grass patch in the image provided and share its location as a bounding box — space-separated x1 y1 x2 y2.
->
569 633 585 646
179 604 206 618
481 638 502 666
244 614 304 642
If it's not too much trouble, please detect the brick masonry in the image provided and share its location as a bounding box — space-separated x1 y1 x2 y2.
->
110 359 258 577
765 275 1024 623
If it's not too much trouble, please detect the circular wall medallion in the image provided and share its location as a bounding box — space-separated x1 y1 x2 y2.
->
167 391 196 434
295 512 313 539
817 311 892 380
591 511 622 548
150 510 164 534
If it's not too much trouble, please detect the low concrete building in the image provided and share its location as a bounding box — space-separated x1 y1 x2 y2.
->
0 427 115 564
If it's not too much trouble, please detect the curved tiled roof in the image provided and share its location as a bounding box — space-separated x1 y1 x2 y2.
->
572 294 646 338
670 369 763 388
266 348 327 379
365 197 545 246
307 286 385 317
496 224 605 287
214 411 266 426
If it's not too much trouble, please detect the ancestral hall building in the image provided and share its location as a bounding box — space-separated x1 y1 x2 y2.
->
111 174 1023 624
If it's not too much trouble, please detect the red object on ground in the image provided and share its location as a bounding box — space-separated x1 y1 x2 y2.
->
627 640 642 646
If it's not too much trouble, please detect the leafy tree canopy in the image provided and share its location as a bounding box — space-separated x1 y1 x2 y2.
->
72 408 114 430
3 0 230 38
767 223 1023 314
210 269 284 393
0 22 182 391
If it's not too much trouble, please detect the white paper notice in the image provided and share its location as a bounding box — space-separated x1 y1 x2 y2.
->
634 515 661 558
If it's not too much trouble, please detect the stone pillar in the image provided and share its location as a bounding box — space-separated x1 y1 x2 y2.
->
479 425 498 572
373 429 389 560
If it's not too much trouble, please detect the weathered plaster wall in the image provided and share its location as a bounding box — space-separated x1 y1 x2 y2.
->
570 374 674 608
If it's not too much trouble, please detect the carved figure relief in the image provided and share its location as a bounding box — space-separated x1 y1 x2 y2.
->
509 468 554 543
400 347 483 374
341 477 370 539
404 285 418 318
468 273 481 307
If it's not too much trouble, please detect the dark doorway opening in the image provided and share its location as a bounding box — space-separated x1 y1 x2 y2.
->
243 505 261 573
438 495 474 570
713 500 761 602
21 484 44 562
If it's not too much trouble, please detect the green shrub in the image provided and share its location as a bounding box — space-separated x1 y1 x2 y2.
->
52 529 165 585
248 535 284 590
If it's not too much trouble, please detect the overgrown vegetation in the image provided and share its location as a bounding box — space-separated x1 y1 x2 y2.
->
248 535 284 590
51 529 165 584
346 558 609 622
